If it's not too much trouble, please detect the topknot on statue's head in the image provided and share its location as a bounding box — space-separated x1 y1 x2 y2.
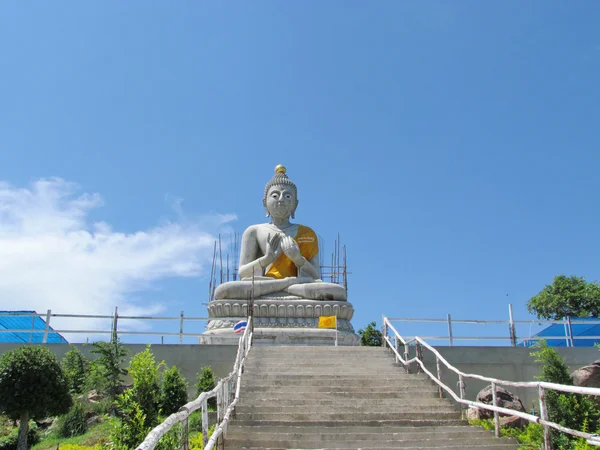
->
263 164 297 200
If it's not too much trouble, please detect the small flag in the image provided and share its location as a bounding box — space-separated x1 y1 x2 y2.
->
233 320 247 334
318 315 337 329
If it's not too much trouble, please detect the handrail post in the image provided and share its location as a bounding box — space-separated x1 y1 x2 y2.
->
539 385 551 450
447 313 454 346
491 382 500 438
180 311 184 345
112 306 119 343
458 375 466 419
416 341 423 374
42 310 51 344
436 356 444 398
382 316 387 348
394 336 399 364
404 342 411 374
202 397 209 448
508 304 517 347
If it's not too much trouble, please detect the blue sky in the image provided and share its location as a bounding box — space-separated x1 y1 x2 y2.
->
1 2 599 343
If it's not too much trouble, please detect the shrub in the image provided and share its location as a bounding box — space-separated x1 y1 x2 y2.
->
195 367 216 409
128 345 163 426
110 390 148 450
160 366 188 416
189 425 215 450
61 345 89 395
57 401 88 438
531 341 600 448
89 339 129 401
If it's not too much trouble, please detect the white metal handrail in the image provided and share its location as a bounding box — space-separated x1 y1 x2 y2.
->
136 317 253 450
382 315 600 449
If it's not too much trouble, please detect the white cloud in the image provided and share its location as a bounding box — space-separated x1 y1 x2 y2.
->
0 178 236 337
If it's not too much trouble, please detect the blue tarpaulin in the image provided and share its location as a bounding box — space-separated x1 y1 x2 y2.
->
519 317 600 347
0 311 68 343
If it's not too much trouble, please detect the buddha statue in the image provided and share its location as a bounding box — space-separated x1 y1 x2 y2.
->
214 164 347 301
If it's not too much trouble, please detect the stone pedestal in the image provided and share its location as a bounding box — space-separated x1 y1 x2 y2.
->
200 294 360 346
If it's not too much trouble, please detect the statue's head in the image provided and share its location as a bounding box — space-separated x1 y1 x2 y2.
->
263 164 299 220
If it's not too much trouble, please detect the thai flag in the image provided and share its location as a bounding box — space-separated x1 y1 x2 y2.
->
233 320 247 334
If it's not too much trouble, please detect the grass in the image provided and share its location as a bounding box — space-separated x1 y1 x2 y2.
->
32 419 112 450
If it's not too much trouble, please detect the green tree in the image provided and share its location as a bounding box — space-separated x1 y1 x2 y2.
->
89 339 129 401
128 345 163 426
0 346 72 450
160 366 188 416
527 275 600 320
61 345 89 395
195 366 216 409
531 341 600 448
358 321 383 347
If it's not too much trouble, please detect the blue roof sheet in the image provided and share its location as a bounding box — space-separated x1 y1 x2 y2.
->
519 318 600 347
0 311 68 343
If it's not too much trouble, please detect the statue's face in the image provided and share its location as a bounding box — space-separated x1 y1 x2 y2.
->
265 184 297 219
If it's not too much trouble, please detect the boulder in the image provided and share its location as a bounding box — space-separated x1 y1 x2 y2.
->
88 390 102 402
476 385 526 418
467 385 526 428
500 415 528 429
572 363 600 388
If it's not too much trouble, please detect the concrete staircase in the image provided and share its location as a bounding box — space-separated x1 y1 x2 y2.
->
224 346 520 449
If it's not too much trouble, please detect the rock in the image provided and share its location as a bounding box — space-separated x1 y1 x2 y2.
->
466 407 486 421
572 364 600 388
500 415 527 428
86 416 102 427
88 390 102 402
467 385 527 429
35 417 54 429
476 385 526 418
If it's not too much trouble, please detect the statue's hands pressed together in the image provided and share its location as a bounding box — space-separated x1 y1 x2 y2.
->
260 233 282 268
280 235 304 267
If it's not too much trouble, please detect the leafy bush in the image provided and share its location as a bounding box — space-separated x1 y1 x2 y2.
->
188 411 202 433
0 422 39 450
62 346 89 395
160 366 188 416
189 425 215 450
357 321 383 347
57 401 88 438
195 367 216 409
89 339 129 401
110 390 148 450
531 341 600 448
469 418 543 449
128 345 163 426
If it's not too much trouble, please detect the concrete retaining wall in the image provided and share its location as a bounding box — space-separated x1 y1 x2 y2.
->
0 343 238 397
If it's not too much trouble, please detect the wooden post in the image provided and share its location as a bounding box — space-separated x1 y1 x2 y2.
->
458 375 466 419
436 356 444 398
539 385 551 450
491 382 500 438
202 397 209 448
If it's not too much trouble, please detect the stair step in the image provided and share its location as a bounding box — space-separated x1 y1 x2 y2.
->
235 405 457 414
237 398 450 407
234 412 461 421
225 437 513 448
